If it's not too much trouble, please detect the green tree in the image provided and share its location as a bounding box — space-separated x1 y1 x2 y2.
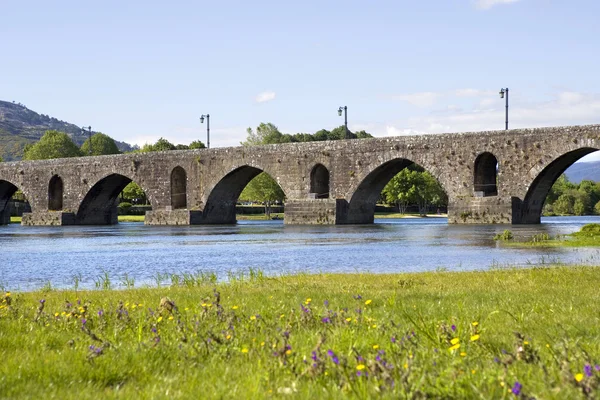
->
382 169 418 214
241 123 287 146
238 172 284 218
139 137 176 152
382 168 447 215
121 182 147 205
23 130 82 160
189 140 206 149
80 133 120 156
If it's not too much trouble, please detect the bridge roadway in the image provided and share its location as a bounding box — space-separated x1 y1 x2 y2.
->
0 124 599 226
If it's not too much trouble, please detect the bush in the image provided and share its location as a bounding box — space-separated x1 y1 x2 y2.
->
573 223 600 237
118 202 132 215
493 230 513 241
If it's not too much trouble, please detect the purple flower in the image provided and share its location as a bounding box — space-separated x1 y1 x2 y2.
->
39 299 45 304
585 364 593 377
324 300 329 307
97 309 104 317
511 381 522 396
391 336 397 343
81 318 87 325
376 355 382 362
353 294 362 300
285 344 292 351
451 324 456 331
301 304 309 313
494 357 500 363
311 351 318 361
356 371 362 377
321 317 331 324
332 356 339 365
327 349 335 357
595 364 600 371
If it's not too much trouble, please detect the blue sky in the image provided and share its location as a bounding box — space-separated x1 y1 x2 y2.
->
2 0 600 157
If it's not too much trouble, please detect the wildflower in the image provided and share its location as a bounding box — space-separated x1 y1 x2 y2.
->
241 348 249 353
324 300 329 307
5 292 10 297
371 324 377 328
353 294 362 300
372 344 379 350
471 321 479 327
226 335 231 340
280 314 285 319
449 343 460 351
450 338 460 345
40 299 45 304
321 317 331 323
261 342 265 346
232 305 239 310
460 352 466 357
584 364 593 377
511 382 522 396
54 312 59 317
365 299 372 305
346 317 352 322
470 334 480 342
391 336 397 343
575 373 584 382
250 315 256 321
356 364 365 371
305 298 311 305
451 324 456 331
403 363 408 369
168 316 174 320
157 316 163 323
97 310 104 317
81 318 87 325
286 349 292 355
596 365 600 371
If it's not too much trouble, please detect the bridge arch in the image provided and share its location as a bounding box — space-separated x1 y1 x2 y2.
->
310 164 329 199
171 166 187 209
341 158 448 224
518 147 598 223
76 173 152 225
0 179 29 224
48 175 63 211
202 165 286 224
473 152 498 197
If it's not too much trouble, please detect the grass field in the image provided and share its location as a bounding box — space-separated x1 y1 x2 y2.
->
1 267 599 399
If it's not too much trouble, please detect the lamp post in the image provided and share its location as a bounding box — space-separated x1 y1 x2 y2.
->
337 106 348 139
499 88 509 130
200 114 210 148
82 126 92 155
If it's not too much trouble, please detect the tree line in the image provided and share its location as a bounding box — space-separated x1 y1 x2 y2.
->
543 174 600 216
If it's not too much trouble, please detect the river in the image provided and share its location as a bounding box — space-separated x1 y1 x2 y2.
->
1 216 600 291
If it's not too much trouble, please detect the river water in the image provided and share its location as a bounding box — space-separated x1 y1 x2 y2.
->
1 216 600 291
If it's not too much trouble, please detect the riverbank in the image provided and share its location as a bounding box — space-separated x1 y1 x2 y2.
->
1 266 598 398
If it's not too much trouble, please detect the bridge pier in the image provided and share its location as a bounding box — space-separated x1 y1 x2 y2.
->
145 210 209 225
284 199 338 224
21 211 77 226
448 196 513 224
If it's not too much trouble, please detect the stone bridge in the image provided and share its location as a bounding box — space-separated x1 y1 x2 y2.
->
1 124 599 226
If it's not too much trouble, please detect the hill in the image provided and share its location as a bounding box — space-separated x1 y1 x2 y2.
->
0 100 135 160
564 160 600 183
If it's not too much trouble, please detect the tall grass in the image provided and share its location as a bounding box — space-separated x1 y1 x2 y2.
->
0 266 599 398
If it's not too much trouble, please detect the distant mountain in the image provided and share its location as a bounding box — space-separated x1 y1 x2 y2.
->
0 100 135 161
564 161 600 183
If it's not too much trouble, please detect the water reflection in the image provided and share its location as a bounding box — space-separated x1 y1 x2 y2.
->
1 216 600 291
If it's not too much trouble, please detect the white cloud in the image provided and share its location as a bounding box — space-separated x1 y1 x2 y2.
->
393 92 441 107
455 88 495 97
473 0 521 10
255 91 276 103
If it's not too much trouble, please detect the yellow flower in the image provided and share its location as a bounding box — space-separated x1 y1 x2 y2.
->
372 344 379 350
471 321 479 326
226 335 231 340
54 312 59 317
184 307 189 311
5 292 10 297
524 341 529 345
403 363 409 369
280 314 285 319
260 342 265 346
371 324 377 328
241 348 249 353
305 298 311 305
449 343 461 351
356 364 366 371
346 317 352 322
470 334 480 342
168 316 174 320
232 305 239 310
250 315 256 320
157 316 163 323
546 344 550 348
285 349 292 355
460 352 467 357
132 304 137 309
575 373 584 382
450 338 460 345
471 369 476 374
365 299 372 305
138 303 143 307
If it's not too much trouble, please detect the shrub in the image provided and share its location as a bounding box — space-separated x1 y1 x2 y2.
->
493 229 513 241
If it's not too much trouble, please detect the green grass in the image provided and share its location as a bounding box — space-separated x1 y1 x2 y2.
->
1 267 599 398
503 223 600 248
